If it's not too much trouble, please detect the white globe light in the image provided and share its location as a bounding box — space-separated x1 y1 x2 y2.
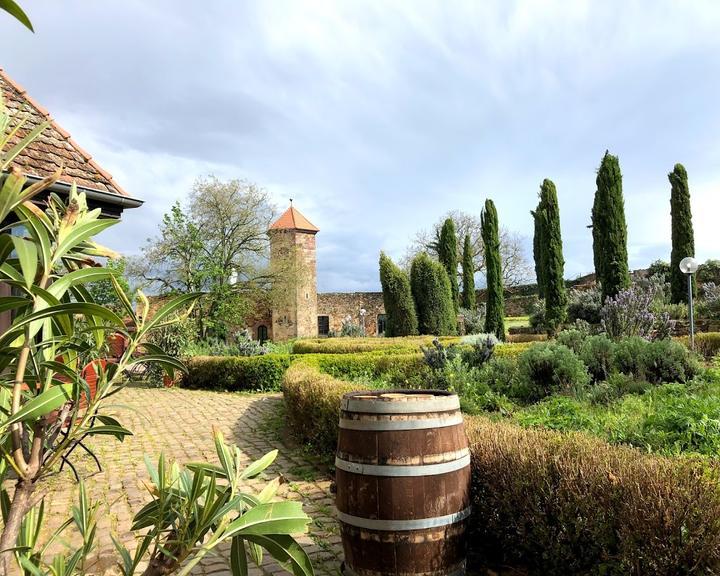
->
679 256 699 274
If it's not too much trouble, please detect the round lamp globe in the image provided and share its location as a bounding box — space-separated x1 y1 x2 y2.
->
679 256 699 274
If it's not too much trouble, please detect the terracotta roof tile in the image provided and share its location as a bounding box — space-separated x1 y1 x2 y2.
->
0 68 129 197
269 205 319 233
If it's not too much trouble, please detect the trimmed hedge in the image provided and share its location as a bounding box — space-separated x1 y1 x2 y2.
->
282 361 364 453
292 336 460 355
182 354 291 392
467 417 720 575
282 363 720 575
676 332 720 359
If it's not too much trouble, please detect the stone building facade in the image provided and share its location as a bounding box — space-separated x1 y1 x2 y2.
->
248 205 387 341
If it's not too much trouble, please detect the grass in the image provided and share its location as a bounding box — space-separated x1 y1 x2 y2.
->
505 316 530 329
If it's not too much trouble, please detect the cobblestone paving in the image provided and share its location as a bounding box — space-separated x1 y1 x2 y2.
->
34 386 343 576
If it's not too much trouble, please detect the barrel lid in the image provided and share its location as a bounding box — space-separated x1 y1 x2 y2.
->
341 389 460 414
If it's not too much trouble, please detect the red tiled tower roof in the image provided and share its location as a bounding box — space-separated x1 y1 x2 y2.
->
269 205 319 233
0 67 128 197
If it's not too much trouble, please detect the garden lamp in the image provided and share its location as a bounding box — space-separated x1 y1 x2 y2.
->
679 256 699 350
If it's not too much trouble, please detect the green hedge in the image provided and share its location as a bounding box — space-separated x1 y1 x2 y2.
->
676 332 720 359
292 336 460 355
182 354 291 392
282 362 720 575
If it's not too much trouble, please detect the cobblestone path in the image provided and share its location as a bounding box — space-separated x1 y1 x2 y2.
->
34 386 342 576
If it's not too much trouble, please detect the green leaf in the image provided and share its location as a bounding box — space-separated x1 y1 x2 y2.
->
0 0 35 32
0 296 30 315
10 236 37 288
128 354 187 376
3 383 72 428
224 502 311 539
242 534 314 576
185 462 226 479
0 235 13 267
54 219 117 262
143 292 202 332
230 536 249 576
11 302 124 332
82 424 133 441
47 267 113 300
241 450 278 480
256 477 281 504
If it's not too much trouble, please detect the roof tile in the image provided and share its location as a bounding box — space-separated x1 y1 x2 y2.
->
0 68 128 197
269 205 319 233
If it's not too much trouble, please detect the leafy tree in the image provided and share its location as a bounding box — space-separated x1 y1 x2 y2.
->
133 177 277 339
698 259 720 286
379 252 418 336
537 179 566 332
592 151 630 302
648 259 671 282
403 210 533 288
86 257 133 314
669 163 695 303
481 199 505 340
410 253 457 335
461 234 476 309
438 217 459 313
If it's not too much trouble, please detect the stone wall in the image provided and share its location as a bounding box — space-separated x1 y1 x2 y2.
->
317 292 386 336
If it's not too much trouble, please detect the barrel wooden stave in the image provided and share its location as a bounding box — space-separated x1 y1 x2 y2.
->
336 390 470 576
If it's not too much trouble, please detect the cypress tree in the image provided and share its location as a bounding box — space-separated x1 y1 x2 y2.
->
531 198 547 298
538 179 566 332
461 234 476 309
379 252 418 336
481 199 505 340
438 217 459 313
669 163 695 304
410 253 457 335
591 151 630 302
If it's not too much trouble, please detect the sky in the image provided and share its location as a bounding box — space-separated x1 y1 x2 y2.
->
3 0 720 292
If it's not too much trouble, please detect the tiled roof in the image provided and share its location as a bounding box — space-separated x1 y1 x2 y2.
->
269 205 319 233
0 68 128 197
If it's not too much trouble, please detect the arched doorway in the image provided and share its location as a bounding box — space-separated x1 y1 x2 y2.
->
257 325 268 343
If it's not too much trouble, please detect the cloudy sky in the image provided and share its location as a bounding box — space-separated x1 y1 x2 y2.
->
3 1 720 291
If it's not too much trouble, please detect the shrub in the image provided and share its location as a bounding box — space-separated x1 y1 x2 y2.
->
640 339 701 384
477 356 519 397
460 335 496 369
466 416 720 575
379 251 419 336
292 336 459 355
513 343 590 402
579 334 616 382
311 351 431 388
182 354 291 391
601 283 674 340
282 362 362 454
555 328 588 355
587 372 651 405
676 332 720 359
420 338 459 371
460 304 486 335
528 297 546 330
340 317 364 337
410 252 457 335
567 287 602 324
506 332 548 343
614 336 649 378
697 282 720 320
652 302 688 320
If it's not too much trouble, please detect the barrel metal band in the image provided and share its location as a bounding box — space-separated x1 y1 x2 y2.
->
335 451 470 477
337 505 472 532
339 413 463 431
341 396 460 414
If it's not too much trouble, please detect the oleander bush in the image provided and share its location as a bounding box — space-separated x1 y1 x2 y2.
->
182 354 291 391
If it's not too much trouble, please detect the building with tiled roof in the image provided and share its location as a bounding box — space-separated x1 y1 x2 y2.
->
268 204 320 233
0 67 142 217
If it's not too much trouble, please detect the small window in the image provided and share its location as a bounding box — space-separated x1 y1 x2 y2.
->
377 314 386 335
318 315 330 336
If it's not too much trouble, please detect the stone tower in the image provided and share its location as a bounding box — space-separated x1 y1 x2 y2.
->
268 204 319 340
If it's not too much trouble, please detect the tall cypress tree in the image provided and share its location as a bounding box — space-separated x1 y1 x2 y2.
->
592 151 630 302
461 234 476 309
538 179 566 331
531 195 548 298
410 253 457 335
438 217 459 314
481 199 505 340
669 163 695 304
379 252 418 336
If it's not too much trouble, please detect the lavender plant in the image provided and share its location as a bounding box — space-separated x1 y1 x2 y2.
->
600 282 675 340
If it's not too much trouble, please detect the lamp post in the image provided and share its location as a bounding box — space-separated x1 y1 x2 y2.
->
359 308 367 336
679 256 699 351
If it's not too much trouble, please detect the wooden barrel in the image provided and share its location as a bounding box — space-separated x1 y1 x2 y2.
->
336 390 471 576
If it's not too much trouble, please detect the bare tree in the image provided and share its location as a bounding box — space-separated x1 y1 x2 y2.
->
402 210 533 289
